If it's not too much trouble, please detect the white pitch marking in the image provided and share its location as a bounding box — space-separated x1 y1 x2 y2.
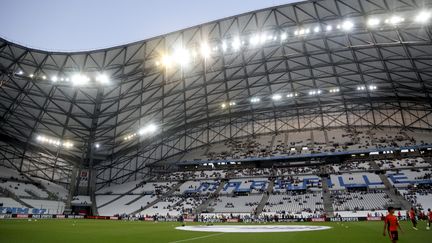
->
169 232 226 243
175 225 331 233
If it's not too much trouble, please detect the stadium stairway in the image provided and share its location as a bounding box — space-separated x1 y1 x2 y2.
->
2 188 33 208
284 132 289 150
128 181 183 216
125 193 148 206
379 175 411 210
97 181 147 209
321 176 334 217
195 180 226 214
254 180 274 215
270 135 276 150
369 160 412 210
324 130 330 146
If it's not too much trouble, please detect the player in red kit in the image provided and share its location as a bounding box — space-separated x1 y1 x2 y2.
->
384 207 403 243
427 208 431 230
409 207 418 230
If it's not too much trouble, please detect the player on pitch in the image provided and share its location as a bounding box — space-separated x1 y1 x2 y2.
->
427 208 431 230
409 207 418 230
384 207 403 243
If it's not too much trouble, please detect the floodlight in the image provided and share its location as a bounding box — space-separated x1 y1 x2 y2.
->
232 37 241 51
272 94 282 100
342 21 354 31
200 43 211 58
71 74 89 85
415 11 431 23
250 97 260 103
367 18 380 27
96 74 109 84
222 41 228 52
173 48 190 66
250 35 260 45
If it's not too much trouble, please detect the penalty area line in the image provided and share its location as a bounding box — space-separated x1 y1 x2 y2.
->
169 232 226 243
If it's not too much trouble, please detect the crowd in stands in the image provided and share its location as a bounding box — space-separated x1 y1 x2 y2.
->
179 128 432 162
332 190 392 211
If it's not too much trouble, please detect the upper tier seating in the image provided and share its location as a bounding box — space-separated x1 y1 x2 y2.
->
0 181 49 198
376 158 430 170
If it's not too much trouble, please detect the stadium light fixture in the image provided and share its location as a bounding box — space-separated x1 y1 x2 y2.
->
200 43 211 58
36 135 73 148
326 25 333 31
385 16 404 25
367 18 380 27
63 141 74 148
42 75 47 80
95 143 100 149
221 103 227 109
51 76 58 82
173 48 190 66
259 34 267 44
229 101 236 106
232 37 241 51
357 85 366 91
314 26 320 33
286 93 297 98
17 70 23 75
161 54 173 67
249 35 260 46
138 124 157 136
280 33 287 41
250 97 260 103
294 30 299 36
309 90 321 96
415 11 431 23
222 41 228 52
329 88 340 93
342 21 354 31
272 94 282 101
96 74 110 84
368 85 377 90
71 74 90 85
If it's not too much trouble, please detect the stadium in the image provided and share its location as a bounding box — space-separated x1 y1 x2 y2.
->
0 0 432 242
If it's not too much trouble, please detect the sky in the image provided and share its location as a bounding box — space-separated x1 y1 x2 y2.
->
0 0 300 52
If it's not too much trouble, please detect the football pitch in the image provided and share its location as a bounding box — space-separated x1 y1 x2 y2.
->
0 219 430 243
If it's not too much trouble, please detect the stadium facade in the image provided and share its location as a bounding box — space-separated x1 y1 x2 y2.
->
0 0 432 214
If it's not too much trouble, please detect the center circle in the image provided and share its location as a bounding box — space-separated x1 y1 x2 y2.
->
175 225 332 233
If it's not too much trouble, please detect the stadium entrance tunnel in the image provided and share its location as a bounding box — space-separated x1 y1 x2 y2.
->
175 225 332 233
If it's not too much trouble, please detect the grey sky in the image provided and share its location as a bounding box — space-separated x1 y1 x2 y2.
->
0 0 300 51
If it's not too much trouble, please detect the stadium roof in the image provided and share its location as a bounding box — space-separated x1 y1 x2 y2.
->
0 0 431 183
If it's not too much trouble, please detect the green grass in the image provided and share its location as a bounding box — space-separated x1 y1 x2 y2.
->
0 219 430 243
